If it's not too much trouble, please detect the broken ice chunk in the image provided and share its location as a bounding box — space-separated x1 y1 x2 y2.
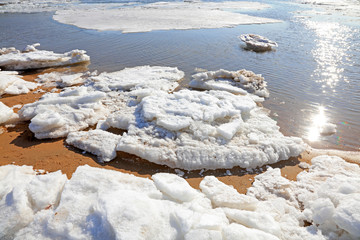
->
0 71 38 96
66 129 121 162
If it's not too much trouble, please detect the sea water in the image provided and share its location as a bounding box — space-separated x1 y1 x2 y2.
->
0 0 359 150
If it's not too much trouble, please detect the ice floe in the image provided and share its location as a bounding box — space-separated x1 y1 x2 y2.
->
53 1 280 33
1 155 360 239
18 86 108 139
0 71 38 96
0 43 90 71
189 69 269 98
239 34 278 52
0 102 18 125
117 89 304 170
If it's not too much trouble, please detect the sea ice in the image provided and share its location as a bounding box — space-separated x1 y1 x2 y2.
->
53 1 281 33
0 43 90 71
66 129 121 162
0 102 18 125
117 89 305 170
0 71 38 96
189 69 269 98
239 34 278 52
18 86 107 139
0 155 359 239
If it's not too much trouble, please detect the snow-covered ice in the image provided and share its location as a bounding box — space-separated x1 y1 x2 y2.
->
1 155 359 239
239 34 278 52
53 1 280 33
66 129 121 162
35 72 85 88
0 43 90 71
0 71 38 96
117 89 304 170
18 86 107 139
0 102 18 125
189 69 269 98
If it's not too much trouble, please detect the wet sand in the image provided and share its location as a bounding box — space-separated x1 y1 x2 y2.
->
0 71 359 194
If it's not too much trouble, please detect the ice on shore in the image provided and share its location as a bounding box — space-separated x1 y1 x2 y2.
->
0 43 90 71
117 89 304 170
1 155 359 239
0 102 18 125
66 129 121 162
0 71 38 96
18 86 108 139
35 72 85 88
53 1 280 33
189 69 269 98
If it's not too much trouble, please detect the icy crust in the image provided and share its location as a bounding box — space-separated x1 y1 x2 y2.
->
0 43 90 71
18 86 108 139
239 34 278 52
35 72 85 88
89 65 184 92
0 102 18 125
53 1 280 33
2 156 360 239
0 71 38 96
117 89 304 170
189 69 269 98
66 129 121 162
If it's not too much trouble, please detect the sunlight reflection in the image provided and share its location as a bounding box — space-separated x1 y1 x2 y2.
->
305 20 352 92
307 106 327 141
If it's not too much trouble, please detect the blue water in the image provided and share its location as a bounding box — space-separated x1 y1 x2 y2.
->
0 0 359 150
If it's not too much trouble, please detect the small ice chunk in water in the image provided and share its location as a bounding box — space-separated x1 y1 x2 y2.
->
319 122 336 135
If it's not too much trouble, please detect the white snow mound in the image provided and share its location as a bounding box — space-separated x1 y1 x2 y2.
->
0 43 90 71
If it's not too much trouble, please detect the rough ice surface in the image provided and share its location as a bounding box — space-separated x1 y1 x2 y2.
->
35 72 85 88
66 129 121 162
0 43 90 71
239 34 278 52
117 89 305 170
53 1 280 33
0 165 67 240
18 86 108 139
0 71 38 96
189 69 269 98
1 155 359 239
0 102 18 125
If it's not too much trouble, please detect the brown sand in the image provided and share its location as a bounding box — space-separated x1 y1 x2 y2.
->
1 71 359 194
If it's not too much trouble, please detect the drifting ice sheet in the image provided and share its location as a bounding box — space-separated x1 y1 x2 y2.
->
0 71 38 96
53 1 280 33
1 155 360 239
189 69 269 98
117 89 305 170
0 43 90 71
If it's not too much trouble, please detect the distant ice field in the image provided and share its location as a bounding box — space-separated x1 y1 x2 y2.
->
0 0 360 150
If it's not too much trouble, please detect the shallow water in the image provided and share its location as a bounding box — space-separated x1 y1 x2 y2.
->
0 0 359 151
